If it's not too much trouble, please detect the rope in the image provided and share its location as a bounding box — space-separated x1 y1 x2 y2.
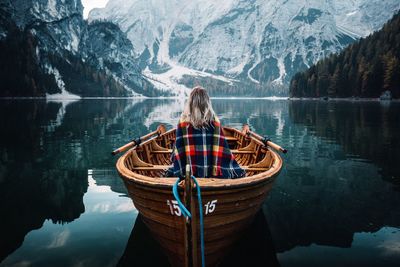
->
172 178 192 218
172 176 205 267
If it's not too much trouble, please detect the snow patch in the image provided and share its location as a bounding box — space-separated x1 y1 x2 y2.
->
143 63 239 97
247 65 260 84
346 11 357 16
44 64 81 100
47 0 58 17
69 27 80 52
227 60 247 75
336 24 361 39
247 51 262 84
272 57 286 85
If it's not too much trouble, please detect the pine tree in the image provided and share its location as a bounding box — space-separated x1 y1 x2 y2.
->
328 65 341 97
383 53 400 93
289 12 400 98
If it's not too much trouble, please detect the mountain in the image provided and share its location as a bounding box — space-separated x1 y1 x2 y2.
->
0 0 159 97
289 12 400 99
89 0 400 96
79 21 154 96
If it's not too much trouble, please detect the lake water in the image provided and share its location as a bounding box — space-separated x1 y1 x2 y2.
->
0 99 399 267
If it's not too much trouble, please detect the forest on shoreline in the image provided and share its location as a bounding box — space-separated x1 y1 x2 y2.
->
289 12 400 99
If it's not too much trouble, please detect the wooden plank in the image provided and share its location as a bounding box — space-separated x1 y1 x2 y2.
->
130 165 170 171
152 150 172 154
151 149 254 155
115 125 284 267
130 165 269 172
231 150 254 154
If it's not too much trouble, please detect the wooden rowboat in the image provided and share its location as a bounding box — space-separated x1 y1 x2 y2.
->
114 124 285 267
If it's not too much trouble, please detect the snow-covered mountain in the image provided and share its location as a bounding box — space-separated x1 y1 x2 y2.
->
89 0 400 95
0 0 157 97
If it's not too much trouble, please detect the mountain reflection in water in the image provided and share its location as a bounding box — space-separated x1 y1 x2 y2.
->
0 99 399 267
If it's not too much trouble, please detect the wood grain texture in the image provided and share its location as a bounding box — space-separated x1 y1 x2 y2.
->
116 126 283 267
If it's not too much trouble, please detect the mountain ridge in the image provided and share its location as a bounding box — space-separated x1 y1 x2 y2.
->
289 11 400 98
90 0 400 95
0 0 160 97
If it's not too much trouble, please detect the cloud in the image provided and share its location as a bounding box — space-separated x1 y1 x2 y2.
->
47 229 71 248
81 0 109 19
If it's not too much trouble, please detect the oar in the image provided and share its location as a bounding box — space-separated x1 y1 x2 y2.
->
242 125 287 154
111 124 166 156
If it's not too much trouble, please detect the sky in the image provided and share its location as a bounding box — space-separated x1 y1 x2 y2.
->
81 0 110 19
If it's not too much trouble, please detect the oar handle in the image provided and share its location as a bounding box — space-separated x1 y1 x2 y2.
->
265 139 287 154
111 138 140 156
111 125 166 156
242 125 287 154
251 131 287 153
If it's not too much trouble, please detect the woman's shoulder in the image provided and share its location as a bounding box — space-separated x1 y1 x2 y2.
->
212 119 220 127
177 118 190 128
177 118 220 130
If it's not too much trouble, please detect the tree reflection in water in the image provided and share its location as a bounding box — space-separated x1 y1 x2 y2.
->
0 99 399 266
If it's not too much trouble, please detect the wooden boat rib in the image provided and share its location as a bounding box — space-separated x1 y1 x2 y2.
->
115 124 284 267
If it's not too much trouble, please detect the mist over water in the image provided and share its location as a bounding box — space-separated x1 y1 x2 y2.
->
0 99 399 266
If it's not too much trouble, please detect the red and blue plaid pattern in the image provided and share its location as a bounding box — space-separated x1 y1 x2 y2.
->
166 117 245 178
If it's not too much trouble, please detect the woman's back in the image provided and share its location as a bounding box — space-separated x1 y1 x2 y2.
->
166 87 245 178
176 122 215 178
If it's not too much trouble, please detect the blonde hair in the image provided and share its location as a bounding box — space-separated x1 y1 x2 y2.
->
181 86 216 128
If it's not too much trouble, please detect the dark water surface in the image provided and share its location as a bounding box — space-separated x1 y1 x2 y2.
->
0 99 399 267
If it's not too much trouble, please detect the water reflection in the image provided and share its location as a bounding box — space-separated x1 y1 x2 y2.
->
1 170 135 266
118 211 280 267
117 215 171 267
288 100 400 188
278 227 400 267
265 100 400 266
219 211 280 267
0 101 87 261
0 99 137 263
0 99 399 266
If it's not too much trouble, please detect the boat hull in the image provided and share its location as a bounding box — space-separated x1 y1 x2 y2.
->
115 126 283 267
120 171 279 267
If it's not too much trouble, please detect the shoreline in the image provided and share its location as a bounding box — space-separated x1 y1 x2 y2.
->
288 97 400 102
0 96 399 102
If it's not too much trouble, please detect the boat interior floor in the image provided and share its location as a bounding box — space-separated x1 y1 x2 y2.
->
124 133 275 178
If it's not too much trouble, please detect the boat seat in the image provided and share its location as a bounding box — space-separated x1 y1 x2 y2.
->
128 130 271 175
130 165 269 172
151 149 254 154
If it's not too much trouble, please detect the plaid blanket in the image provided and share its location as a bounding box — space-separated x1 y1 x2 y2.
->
166 116 245 178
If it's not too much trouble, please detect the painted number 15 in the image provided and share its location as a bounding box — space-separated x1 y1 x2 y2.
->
204 200 217 215
167 200 182 216
167 199 218 216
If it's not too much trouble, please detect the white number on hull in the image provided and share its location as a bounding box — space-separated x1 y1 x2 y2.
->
167 199 218 216
205 200 217 215
167 200 182 216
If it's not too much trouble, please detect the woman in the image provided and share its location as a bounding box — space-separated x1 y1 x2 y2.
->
166 86 245 178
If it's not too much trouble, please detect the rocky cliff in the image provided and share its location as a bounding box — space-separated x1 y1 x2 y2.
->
90 0 400 95
0 0 159 97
